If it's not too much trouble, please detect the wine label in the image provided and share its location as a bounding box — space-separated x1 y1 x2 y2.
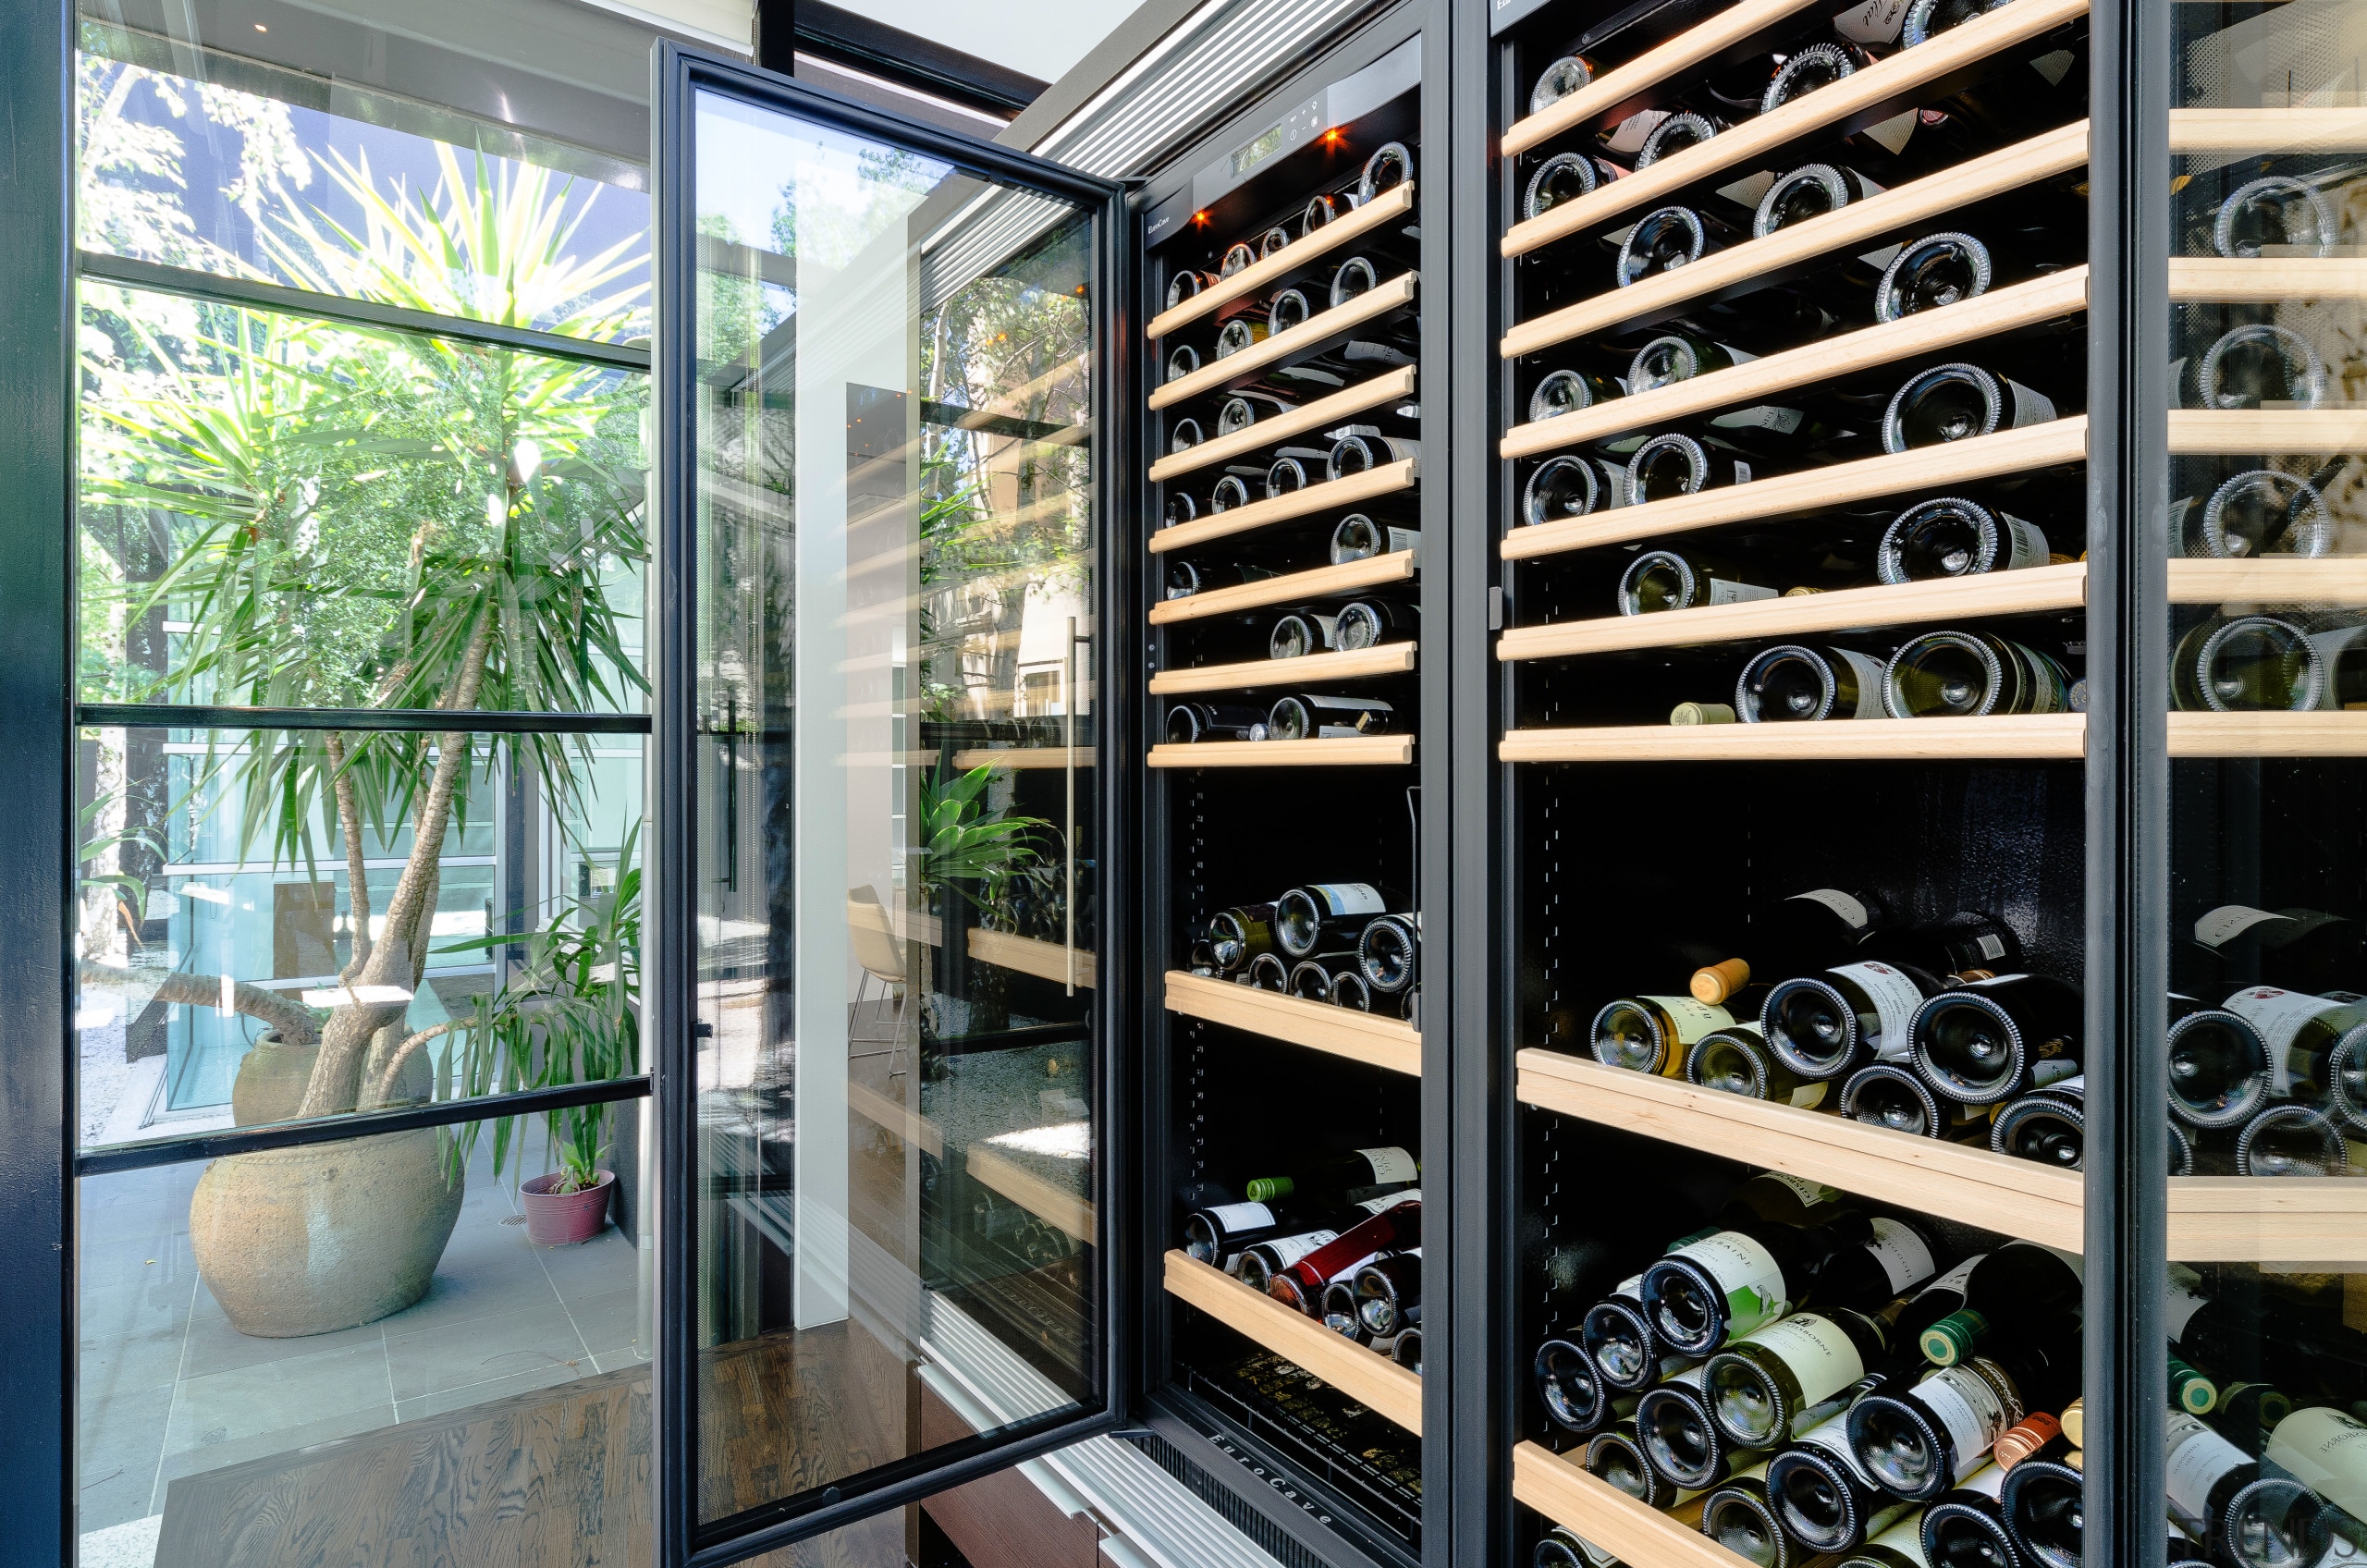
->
1307 883 1387 917
2266 1406 2367 1521
1707 577 1782 606
1794 888 1873 930
1869 1513 1932 1568
1710 404 1805 435
2165 1413 2249 1529
1865 1217 1939 1293
1601 109 1669 153
1204 1202 1276 1233
1834 649 1890 718
1643 994 1738 1047
2030 48 2076 85
2222 986 2358 1094
1796 1411 1881 1485
2030 1058 2081 1088
1732 459 1755 484
1668 1230 1792 1340
1357 1145 1419 1183
1742 1312 1867 1406
1915 1364 2016 1480
1789 1081 1829 1109
1257 1230 1339 1268
1956 1463 2009 1500
2005 377 2059 429
1834 0 1912 43
1915 1253 1986 1306
1613 1270 1647 1296
2164 1268 2210 1341
1835 961 1928 1060
1865 109 1919 156
1361 1186 1421 1213
2198 905 2294 947
1764 1172 1844 1209
2001 512 2052 571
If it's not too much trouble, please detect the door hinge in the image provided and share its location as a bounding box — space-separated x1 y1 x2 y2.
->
1488 585 1504 631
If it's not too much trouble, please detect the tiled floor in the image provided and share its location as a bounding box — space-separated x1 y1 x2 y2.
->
75 1132 646 1550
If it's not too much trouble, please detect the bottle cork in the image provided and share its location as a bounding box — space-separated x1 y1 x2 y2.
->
1691 958 1750 1005
1670 702 1737 726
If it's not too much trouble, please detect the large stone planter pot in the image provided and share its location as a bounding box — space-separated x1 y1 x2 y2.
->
189 1129 465 1337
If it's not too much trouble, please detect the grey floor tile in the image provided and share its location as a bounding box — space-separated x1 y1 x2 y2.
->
78 1390 171 1531
388 1250 560 1331
78 1229 197 1292
177 1306 383 1379
74 1458 161 1538
591 1347 651 1376
80 1321 186 1403
384 1301 589 1400
561 1285 643 1360
79 1275 190 1342
162 1341 392 1458
534 1227 638 1298
393 1360 584 1424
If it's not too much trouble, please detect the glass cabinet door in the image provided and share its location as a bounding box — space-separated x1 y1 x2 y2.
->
663 57 1114 1545
2159 7 2367 1566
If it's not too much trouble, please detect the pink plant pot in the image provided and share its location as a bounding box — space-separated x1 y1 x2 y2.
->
521 1170 615 1246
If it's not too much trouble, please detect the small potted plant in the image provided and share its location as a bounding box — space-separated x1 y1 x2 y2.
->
521 1136 614 1247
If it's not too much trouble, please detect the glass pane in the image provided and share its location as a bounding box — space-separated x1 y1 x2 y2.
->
76 726 643 1145
77 23 650 344
75 1109 648 1560
689 92 1099 1525
2164 6 2367 1561
77 283 648 713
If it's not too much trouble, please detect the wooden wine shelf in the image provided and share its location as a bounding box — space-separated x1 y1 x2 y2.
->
2170 258 2367 302
1514 1442 1726 1568
1149 367 1416 484
966 927 1097 988
1499 0 2090 257
1150 642 1417 695
1149 272 1417 410
1502 122 2091 360
2169 410 2367 456
970 1144 1095 1243
2168 712 2367 758
1151 459 1417 555
1502 419 2088 562
1149 548 1417 626
949 746 1096 770
1164 1250 1423 1433
846 1081 944 1158
1165 969 1422 1075
1148 735 1415 767
1499 0 1828 158
2167 1178 2367 1267
2169 107 2367 154
1500 268 2088 460
1498 564 2087 662
1145 181 1416 340
2168 558 2367 606
1500 713 2086 763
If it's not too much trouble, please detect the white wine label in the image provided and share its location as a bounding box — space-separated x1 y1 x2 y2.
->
1668 1230 1792 1339
1919 1253 1986 1304
1865 109 1919 156
1870 1513 1932 1568
1956 1464 2007 1501
2266 1406 2367 1521
1357 1145 1420 1183
1865 1217 1938 1293
1642 994 1738 1045
1732 459 1755 484
1834 649 1890 717
1742 1313 1867 1405
1707 578 1783 606
1794 889 1872 930
1206 1202 1276 1231
2222 986 2359 1094
2005 377 2059 429
2002 512 2052 571
1835 961 1928 1060
1710 404 1803 435
1914 1365 2013 1480
2166 1413 2250 1527
1789 1082 1829 1109
2164 1271 2210 1341
2030 1059 2081 1088
1613 1271 1647 1297
1795 1412 1881 1484
1717 171 1778 211
1570 1536 1619 1568
1834 0 1912 43
1360 1186 1422 1214
2030 48 2076 85
2197 906 2293 947
1764 1172 1844 1208
1260 1230 1339 1268
1383 526 1422 555
1601 110 1669 153
1977 935 2009 961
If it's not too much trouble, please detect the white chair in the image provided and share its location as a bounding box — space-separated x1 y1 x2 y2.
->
847 887 909 1078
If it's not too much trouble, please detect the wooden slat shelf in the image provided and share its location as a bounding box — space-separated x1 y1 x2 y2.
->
1500 713 2086 763
2171 258 2367 302
1500 0 1827 158
1518 1048 2083 1246
1146 181 1416 340
2170 410 2367 456
2170 106 2367 154
1149 548 1416 626
1150 366 1416 484
1502 268 2087 460
2168 712 2367 758
2169 558 2367 606
949 746 1096 770
1499 0 2089 258
1165 1250 1424 1433
1149 272 1417 410
1502 122 2090 360
1498 563 2087 662
967 926 1096 988
2168 1178 2367 1267
1515 1443 1724 1568
1151 459 1417 555
970 1144 1095 1243
1150 642 1417 695
1166 969 1422 1076
1502 419 2088 562
846 1082 944 1158
1149 735 1415 767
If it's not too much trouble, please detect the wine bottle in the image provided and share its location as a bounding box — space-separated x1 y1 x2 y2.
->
1164 491 1199 527
1592 993 1737 1076
1762 41 1877 112
2204 173 2341 260
2181 322 2327 410
2196 905 2367 997
1763 959 1944 1080
1640 1362 1765 1490
1919 1465 2020 1568
1918 1243 2084 1366
2165 1266 2367 1390
1318 1276 1370 1341
1217 392 1295 438
1587 1274 1679 1393
1900 0 2003 47
1877 497 2054 582
1257 223 1291 261
1689 1021 1831 1109
1523 151 1625 223
1392 1327 1422 1373
1706 1305 1903 1449
1771 1410 1920 1553
1628 332 1755 392
1166 342 1202 385
1267 608 1340 661
1328 433 1421 483
1337 598 1416 649
2166 1525 2212 1568
1266 284 1310 336
1537 1525 1615 1568
1589 1416 1708 1510
1883 364 2059 452
1522 454 1629 523
2331 1021 2367 1133
1617 548 1782 615
1839 1062 1993 1144
1358 913 1419 995
1243 1145 1417 1207
1355 1248 1421 1336
1166 269 1218 310
1846 1338 2081 1501
1266 1194 1420 1314
1755 887 1891 975
1219 241 1257 277
1234 1225 1346 1293
1627 433 1753 502
1170 417 1205 454
2236 1102 2349 1176
2262 1405 2367 1527
1616 206 1732 288
1358 141 1412 203
2173 616 2336 712
1997 1427 2080 1568
1166 701 1266 744
2177 467 2337 559
1909 974 2083 1105
1287 957 1355 1003
1529 54 1597 114
1332 971 1373 1011
1303 190 1343 233
1266 692 1396 740
1330 513 1421 563
2217 986 2367 1103
1753 164 1886 238
1261 455 1315 500
1213 317 1269 359
1528 364 1625 423
1702 1461 1798 1568
1204 473 1249 512
1990 1083 2085 1167
1184 1198 1302 1267
1642 1212 1874 1356
1246 952 1289 991
1876 233 1992 323
1166 558 1282 599
1882 630 2072 718
2165 1410 2335 1568
1329 253 1408 311
1274 884 1392 958
1638 111 1725 167
1736 644 1889 721
1538 1336 1629 1434
1209 903 1277 968
1846 1513 1937 1568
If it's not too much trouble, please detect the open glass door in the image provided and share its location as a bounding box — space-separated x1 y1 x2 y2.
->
654 47 1122 1557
